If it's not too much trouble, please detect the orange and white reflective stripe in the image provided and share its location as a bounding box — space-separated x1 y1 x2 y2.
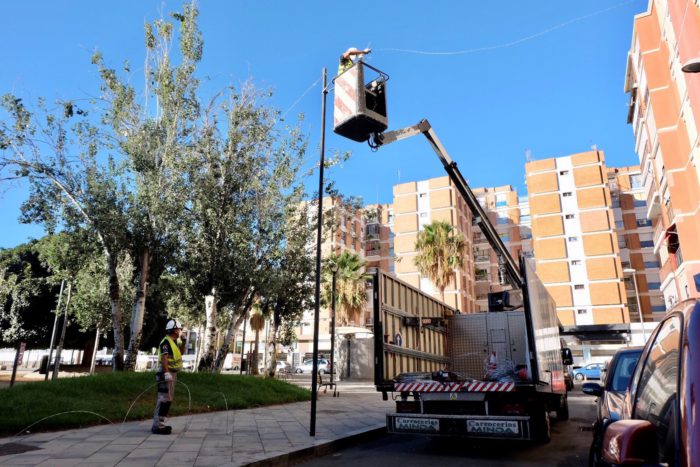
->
393 381 515 392
334 66 358 127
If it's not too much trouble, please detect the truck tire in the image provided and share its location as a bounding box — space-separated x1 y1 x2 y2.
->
556 396 570 421
531 407 551 444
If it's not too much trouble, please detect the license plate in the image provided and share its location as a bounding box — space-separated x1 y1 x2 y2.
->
466 420 519 435
395 417 439 433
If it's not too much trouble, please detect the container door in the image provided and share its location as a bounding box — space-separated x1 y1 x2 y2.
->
506 311 528 368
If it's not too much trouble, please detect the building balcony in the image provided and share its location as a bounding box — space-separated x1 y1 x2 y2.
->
474 255 490 263
365 249 381 257
646 178 661 220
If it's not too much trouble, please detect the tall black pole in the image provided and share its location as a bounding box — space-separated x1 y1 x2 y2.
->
310 67 328 436
45 279 65 381
330 270 337 386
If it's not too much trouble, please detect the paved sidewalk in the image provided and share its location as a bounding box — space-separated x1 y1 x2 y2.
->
0 381 391 466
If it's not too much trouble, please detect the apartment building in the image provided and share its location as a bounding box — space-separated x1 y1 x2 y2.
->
472 186 526 310
392 176 477 312
625 0 700 309
609 166 667 322
526 151 630 328
294 197 368 359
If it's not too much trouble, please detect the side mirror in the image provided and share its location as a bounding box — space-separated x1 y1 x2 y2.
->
561 348 574 366
582 382 604 397
601 420 659 466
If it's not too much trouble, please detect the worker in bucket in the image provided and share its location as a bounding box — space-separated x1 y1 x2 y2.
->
338 47 371 74
151 318 185 435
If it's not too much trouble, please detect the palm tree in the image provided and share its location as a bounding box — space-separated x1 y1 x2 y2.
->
414 220 465 303
323 251 369 326
249 312 265 376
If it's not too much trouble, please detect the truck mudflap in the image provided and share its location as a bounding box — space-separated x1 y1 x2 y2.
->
394 381 515 392
387 413 531 439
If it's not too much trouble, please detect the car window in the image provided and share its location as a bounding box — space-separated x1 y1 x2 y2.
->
632 315 681 465
610 351 642 392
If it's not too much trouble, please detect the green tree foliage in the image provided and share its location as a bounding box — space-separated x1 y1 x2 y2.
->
414 221 465 302
0 2 315 369
0 240 91 348
322 251 370 326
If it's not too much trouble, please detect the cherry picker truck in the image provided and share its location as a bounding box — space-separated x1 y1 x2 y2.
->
333 60 574 443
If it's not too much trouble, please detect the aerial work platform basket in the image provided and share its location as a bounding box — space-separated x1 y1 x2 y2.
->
333 61 389 142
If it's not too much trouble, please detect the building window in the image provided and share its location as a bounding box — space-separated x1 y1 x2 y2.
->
651 305 667 312
647 282 661 290
629 174 643 189
577 309 587 315
497 217 509 224
574 284 585 290
565 214 575 219
387 211 394 224
571 260 581 266
640 240 655 248
636 219 652 228
644 261 660 268
633 192 646 207
496 200 507 207
563 192 573 197
520 214 531 222
560 170 569 176
419 193 427 198
568 236 579 242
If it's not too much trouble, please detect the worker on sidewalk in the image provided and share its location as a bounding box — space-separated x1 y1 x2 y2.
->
338 47 371 74
151 318 184 435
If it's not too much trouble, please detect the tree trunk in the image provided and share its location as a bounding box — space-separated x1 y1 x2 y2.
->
212 290 256 373
252 329 260 375
107 252 125 371
267 311 280 377
125 247 150 371
198 290 218 371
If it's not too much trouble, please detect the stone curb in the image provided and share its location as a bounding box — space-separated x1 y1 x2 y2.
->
242 425 387 466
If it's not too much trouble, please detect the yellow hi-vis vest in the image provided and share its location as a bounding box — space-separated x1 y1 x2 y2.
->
159 335 182 372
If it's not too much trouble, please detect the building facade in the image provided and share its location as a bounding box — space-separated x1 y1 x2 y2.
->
392 176 477 312
526 151 630 327
625 0 700 309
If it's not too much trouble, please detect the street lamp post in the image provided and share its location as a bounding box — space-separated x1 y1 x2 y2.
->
330 268 337 387
310 67 329 437
623 268 646 342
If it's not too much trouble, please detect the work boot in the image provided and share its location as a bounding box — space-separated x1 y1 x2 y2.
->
151 426 172 435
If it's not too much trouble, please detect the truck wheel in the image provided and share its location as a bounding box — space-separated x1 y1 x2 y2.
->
556 397 570 421
531 408 551 444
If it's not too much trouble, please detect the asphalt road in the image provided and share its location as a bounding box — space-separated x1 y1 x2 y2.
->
299 386 597 467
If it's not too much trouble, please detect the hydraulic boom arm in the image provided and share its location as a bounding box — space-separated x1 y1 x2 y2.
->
375 119 523 289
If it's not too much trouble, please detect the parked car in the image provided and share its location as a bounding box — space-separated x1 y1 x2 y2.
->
582 346 643 466
294 358 330 374
597 299 700 467
573 362 606 381
564 366 574 391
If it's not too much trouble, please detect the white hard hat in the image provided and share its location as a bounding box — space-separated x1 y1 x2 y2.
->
165 319 182 331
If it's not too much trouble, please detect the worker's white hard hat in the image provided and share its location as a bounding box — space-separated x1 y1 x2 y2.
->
165 319 183 331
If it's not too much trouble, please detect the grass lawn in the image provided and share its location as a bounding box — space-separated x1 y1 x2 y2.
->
0 372 310 436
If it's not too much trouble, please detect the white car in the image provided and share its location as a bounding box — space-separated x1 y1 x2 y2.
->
294 359 330 374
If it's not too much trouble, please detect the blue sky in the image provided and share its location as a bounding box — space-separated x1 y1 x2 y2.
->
0 0 645 248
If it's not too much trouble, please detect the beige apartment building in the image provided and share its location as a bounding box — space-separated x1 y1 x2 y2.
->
625 0 700 309
392 176 477 312
471 186 526 310
293 197 368 360
526 151 630 327
609 166 667 322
